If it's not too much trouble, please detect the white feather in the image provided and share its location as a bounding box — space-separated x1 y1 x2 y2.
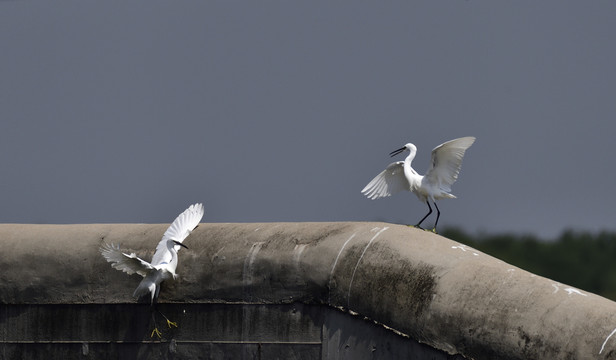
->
100 242 154 277
361 161 408 199
151 202 204 266
361 137 475 231
99 203 205 303
424 137 475 193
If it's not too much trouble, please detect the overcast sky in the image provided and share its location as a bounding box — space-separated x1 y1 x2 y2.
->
1 1 614 238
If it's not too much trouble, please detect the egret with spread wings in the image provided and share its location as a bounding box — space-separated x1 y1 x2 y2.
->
100 203 204 338
361 137 475 233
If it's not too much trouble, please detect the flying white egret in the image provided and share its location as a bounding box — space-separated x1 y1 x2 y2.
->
361 137 475 233
100 203 204 338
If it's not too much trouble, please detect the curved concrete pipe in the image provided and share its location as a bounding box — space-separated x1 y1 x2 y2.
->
1 222 616 359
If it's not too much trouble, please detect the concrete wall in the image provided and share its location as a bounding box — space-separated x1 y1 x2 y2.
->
1 222 616 359
1 303 461 360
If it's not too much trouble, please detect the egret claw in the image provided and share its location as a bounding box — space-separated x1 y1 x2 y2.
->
166 319 178 328
151 327 162 338
430 228 438 234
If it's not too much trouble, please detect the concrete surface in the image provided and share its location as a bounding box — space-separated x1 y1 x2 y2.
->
1 302 462 360
1 222 616 359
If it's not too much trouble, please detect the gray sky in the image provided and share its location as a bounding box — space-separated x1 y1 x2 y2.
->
1 1 615 238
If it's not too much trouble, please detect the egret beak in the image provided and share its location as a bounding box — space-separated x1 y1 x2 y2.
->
389 147 406 157
172 240 188 249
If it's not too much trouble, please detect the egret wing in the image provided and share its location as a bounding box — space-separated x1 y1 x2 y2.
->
361 161 408 199
424 137 475 192
151 203 205 266
100 243 154 277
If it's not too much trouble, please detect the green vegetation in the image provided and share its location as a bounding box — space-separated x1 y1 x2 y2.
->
441 228 616 301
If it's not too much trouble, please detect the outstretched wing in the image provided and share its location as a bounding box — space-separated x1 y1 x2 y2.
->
424 137 475 192
151 203 205 266
361 161 408 200
100 243 154 277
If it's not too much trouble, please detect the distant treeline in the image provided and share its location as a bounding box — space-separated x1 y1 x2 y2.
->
440 228 616 301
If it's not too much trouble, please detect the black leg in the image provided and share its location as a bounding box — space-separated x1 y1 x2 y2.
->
415 201 432 228
433 202 441 232
153 288 178 332
151 305 162 338
150 287 165 338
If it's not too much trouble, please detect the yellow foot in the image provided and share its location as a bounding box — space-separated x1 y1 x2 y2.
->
430 228 438 234
166 319 178 328
151 327 162 338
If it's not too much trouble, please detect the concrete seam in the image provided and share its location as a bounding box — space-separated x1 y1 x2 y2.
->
347 227 389 309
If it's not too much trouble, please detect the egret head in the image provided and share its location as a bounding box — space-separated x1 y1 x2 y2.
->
389 143 416 157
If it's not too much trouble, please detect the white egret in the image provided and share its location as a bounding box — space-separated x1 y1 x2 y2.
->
100 203 204 338
361 137 475 233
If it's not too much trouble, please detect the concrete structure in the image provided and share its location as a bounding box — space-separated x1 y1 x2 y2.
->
1 222 616 359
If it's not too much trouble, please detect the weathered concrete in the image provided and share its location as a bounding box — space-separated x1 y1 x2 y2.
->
1 302 460 360
1 222 616 359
